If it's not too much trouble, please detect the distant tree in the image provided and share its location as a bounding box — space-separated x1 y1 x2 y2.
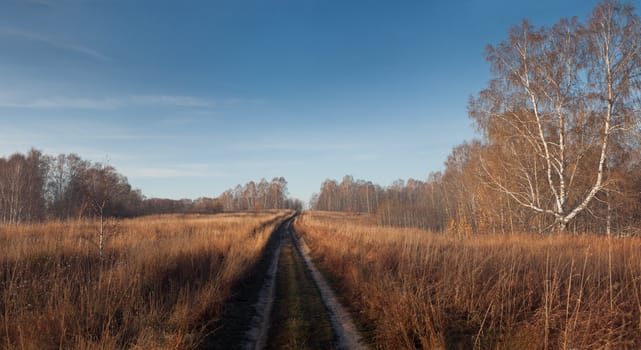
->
0 150 48 223
192 197 223 214
244 181 257 209
45 153 91 219
309 193 320 210
257 178 269 209
215 177 298 211
80 164 130 261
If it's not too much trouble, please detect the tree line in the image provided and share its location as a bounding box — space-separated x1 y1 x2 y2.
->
0 149 302 224
217 177 303 211
0 150 135 223
310 174 457 233
312 1 641 235
312 138 641 235
0 149 225 223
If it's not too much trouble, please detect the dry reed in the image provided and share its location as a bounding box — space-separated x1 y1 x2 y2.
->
1 210 291 349
295 211 641 350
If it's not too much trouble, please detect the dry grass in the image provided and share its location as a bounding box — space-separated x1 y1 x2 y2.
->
295 211 641 350
1 210 292 350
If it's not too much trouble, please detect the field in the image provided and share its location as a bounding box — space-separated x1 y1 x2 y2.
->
5 209 641 350
0 211 292 349
295 211 641 349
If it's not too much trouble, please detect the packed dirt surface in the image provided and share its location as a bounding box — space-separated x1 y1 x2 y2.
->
244 233 281 350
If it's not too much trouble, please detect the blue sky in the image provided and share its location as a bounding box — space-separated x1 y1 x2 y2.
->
0 0 605 202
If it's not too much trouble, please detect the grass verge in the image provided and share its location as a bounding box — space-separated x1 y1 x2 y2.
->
295 210 641 350
0 211 292 349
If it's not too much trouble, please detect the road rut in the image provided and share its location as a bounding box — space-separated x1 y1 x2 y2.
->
244 215 368 350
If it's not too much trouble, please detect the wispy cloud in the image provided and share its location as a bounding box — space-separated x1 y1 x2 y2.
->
121 165 227 179
0 125 47 153
0 96 120 109
231 142 358 152
230 160 306 168
129 95 214 108
352 153 379 161
0 120 171 155
0 94 215 110
0 28 111 62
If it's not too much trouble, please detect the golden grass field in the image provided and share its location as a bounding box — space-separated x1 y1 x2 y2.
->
1 210 292 349
295 211 641 350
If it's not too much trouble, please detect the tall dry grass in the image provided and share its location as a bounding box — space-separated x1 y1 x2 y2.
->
1 210 292 349
295 211 641 349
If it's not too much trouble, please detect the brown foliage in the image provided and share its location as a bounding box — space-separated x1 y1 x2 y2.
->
469 0 641 231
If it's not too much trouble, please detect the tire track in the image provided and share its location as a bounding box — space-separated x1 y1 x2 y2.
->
243 218 288 350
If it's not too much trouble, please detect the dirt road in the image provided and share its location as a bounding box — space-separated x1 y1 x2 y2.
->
206 214 367 349
265 218 336 350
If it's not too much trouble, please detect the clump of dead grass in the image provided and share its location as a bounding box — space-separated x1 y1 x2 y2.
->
1 210 292 349
295 211 641 350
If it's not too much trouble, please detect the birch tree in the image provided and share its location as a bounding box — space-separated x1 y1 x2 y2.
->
469 0 641 232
